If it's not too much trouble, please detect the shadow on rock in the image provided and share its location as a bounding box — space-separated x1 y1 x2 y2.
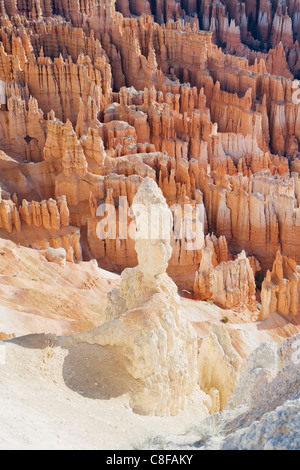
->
8 333 57 350
62 341 142 400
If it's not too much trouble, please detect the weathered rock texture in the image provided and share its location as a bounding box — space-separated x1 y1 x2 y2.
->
194 249 257 312
260 250 300 320
74 178 206 416
195 334 300 450
147 333 300 449
2 0 300 318
197 323 242 411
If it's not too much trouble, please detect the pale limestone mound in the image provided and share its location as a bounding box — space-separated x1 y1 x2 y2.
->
75 177 206 416
197 323 242 411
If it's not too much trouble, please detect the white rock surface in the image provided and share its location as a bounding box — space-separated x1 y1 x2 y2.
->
198 323 242 411
74 177 209 416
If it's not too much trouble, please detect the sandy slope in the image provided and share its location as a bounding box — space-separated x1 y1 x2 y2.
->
0 334 209 450
0 239 119 337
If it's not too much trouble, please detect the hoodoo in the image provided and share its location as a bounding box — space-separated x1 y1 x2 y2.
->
0 0 299 451
75 177 204 416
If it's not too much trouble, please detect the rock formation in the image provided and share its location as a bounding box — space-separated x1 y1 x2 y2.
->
0 0 300 355
260 250 300 320
197 323 242 411
74 178 205 416
193 249 258 312
0 0 299 450
158 333 300 450
214 333 300 449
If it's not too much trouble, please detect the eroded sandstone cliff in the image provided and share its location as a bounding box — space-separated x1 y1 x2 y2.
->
1 0 300 323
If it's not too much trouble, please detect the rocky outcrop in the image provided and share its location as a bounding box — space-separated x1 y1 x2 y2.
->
260 251 300 320
0 191 70 233
1 0 300 450
200 334 300 449
0 183 81 261
0 92 46 162
2 0 300 320
75 177 205 415
19 196 69 229
193 249 258 312
44 246 67 267
152 333 300 449
201 170 300 272
197 323 242 411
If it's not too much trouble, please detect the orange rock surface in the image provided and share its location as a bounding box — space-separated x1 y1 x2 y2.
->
0 0 300 331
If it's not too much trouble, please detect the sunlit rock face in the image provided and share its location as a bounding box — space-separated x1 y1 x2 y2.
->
0 0 300 449
75 178 206 416
3 0 300 304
